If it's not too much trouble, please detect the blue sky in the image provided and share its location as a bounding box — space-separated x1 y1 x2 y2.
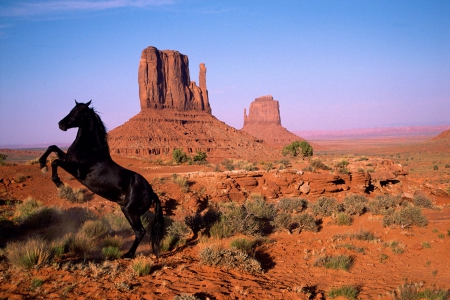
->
0 0 449 147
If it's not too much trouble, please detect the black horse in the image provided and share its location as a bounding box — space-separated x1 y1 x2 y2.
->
39 100 163 258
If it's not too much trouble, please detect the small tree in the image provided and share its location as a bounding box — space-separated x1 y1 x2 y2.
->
193 150 207 163
282 141 313 158
172 149 189 164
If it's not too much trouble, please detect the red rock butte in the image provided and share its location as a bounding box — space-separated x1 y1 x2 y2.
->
241 95 304 145
108 46 281 161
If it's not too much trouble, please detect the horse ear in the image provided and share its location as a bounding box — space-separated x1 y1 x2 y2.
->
86 100 92 106
75 99 79 105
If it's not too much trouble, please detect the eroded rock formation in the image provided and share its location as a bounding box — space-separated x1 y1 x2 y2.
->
138 46 211 113
108 46 281 161
242 95 304 145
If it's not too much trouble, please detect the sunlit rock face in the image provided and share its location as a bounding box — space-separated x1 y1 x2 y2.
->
138 46 211 113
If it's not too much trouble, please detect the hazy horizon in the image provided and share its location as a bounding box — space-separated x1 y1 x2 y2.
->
1 1 449 146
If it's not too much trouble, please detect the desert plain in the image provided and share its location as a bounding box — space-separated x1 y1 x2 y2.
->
1 131 449 300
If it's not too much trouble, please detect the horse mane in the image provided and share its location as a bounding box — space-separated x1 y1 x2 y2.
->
90 107 109 152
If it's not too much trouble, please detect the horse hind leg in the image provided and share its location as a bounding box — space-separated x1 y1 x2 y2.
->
120 208 146 259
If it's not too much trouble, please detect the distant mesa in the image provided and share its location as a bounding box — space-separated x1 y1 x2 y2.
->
241 95 304 146
108 46 280 161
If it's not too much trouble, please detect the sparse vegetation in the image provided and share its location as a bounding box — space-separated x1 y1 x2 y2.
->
0 153 7 165
328 285 359 299
413 194 434 209
314 255 353 271
172 174 190 193
310 196 340 217
335 212 352 226
199 245 262 274
131 255 153 276
5 237 54 270
343 194 368 216
192 150 207 164
394 283 449 300
383 206 428 228
58 184 86 203
277 197 307 213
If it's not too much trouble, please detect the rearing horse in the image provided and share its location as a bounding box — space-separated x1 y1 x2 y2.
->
39 100 164 258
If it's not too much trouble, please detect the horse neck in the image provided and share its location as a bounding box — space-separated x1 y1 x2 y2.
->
73 115 109 154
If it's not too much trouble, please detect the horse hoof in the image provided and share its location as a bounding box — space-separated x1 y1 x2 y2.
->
55 181 63 188
121 252 135 259
41 166 48 174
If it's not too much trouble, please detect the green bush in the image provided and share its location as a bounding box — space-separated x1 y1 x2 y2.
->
282 140 313 158
210 203 262 238
310 197 340 217
244 198 276 220
102 246 122 260
383 206 428 228
277 197 307 213
192 151 207 163
368 195 403 215
309 159 331 171
272 212 293 231
335 212 352 226
343 194 368 216
230 238 259 256
172 149 189 164
292 213 318 232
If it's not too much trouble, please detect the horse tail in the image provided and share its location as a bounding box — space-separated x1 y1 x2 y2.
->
151 197 164 257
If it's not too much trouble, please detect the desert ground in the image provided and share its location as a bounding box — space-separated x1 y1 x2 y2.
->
1 135 449 300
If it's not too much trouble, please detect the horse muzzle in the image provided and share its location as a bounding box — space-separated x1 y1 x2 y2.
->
58 121 68 131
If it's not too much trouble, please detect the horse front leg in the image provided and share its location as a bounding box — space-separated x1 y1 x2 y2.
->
39 145 66 173
50 159 78 188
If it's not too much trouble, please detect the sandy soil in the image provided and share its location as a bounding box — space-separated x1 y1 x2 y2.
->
1 136 449 299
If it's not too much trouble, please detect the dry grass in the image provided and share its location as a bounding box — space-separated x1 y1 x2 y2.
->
6 237 53 270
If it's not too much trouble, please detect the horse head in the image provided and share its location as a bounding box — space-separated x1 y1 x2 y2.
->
58 100 92 131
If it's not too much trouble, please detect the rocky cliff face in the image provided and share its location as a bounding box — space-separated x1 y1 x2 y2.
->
242 95 304 145
138 46 211 113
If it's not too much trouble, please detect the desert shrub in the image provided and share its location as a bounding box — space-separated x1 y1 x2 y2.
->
314 255 353 271
368 194 403 215
172 149 189 164
292 213 319 232
79 220 109 240
244 198 276 220
103 235 123 248
335 159 349 168
173 294 201 300
6 238 53 270
30 278 44 290
58 184 86 203
221 159 235 171
272 212 293 231
413 194 434 209
166 220 192 243
383 206 428 228
335 212 352 226
282 140 313 158
13 197 42 222
0 153 7 165
184 207 220 233
394 283 449 300
15 174 27 183
343 194 368 216
328 285 359 299
230 238 259 256
309 159 331 171
277 197 307 213
350 229 377 241
199 245 262 274
172 174 189 193
103 212 130 232
263 162 273 172
192 151 207 163
355 156 369 161
384 240 406 255
66 232 97 259
102 246 122 260
310 197 340 217
210 202 263 238
131 255 153 276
